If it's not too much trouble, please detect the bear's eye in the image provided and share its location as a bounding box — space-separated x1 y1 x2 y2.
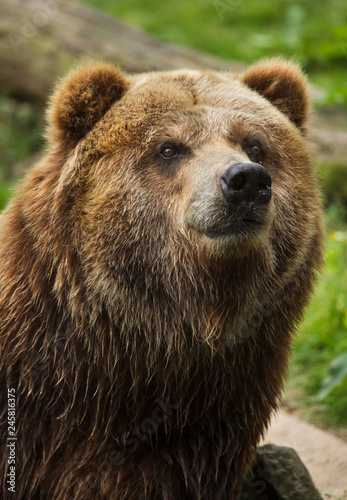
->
242 138 264 162
160 145 179 159
251 145 261 155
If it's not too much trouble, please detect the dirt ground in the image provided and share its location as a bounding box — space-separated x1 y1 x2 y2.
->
263 409 347 498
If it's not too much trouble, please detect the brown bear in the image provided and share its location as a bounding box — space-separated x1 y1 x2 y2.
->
0 59 323 500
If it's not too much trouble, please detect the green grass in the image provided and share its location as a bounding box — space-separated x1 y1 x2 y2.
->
290 208 347 425
324 494 347 500
80 0 347 105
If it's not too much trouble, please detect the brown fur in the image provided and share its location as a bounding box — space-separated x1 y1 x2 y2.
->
0 59 323 500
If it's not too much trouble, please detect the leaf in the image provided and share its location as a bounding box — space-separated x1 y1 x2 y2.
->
318 351 347 400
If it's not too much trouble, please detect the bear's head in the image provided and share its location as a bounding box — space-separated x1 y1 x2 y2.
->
45 59 319 317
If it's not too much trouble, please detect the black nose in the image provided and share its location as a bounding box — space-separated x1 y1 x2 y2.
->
220 162 272 207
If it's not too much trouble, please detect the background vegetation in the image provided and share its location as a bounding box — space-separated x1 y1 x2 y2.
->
1 0 346 427
84 0 347 106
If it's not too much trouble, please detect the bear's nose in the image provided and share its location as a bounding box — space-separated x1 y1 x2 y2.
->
220 163 272 207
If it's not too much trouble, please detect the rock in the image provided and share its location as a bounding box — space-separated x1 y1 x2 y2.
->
238 444 323 500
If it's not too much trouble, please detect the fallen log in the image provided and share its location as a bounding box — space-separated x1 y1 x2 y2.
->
0 0 241 103
0 0 346 166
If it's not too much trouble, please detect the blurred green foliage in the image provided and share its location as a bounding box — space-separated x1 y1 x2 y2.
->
82 0 347 105
290 218 347 424
0 95 43 182
319 351 347 401
0 180 18 212
318 163 347 219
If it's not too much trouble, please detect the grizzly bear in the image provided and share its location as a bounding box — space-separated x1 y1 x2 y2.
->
0 59 323 500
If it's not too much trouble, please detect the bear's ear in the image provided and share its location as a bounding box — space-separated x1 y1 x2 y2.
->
242 59 309 132
47 62 129 147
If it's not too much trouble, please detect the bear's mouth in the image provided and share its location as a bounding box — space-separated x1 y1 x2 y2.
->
186 202 273 242
205 217 265 239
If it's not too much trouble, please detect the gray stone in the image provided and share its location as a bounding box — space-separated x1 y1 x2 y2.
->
238 444 323 500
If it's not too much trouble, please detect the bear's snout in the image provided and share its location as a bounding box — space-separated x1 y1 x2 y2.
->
220 162 272 208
